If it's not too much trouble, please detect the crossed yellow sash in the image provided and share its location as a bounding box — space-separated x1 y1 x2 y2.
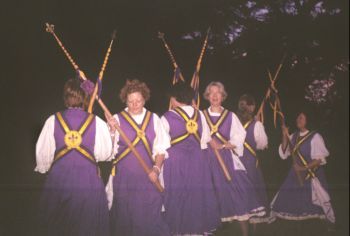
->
54 112 96 164
291 131 317 180
111 111 153 176
170 107 201 145
203 109 230 145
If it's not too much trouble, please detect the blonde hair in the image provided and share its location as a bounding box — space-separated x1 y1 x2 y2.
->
203 81 228 101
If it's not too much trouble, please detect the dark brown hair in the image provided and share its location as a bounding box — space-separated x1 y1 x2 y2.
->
167 82 194 105
238 94 256 106
119 79 151 103
63 79 87 108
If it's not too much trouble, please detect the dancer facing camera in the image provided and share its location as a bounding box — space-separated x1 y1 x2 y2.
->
271 111 335 225
202 82 265 236
106 79 171 236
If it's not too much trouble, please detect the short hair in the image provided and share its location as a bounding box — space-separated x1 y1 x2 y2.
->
203 82 228 101
168 82 194 105
119 79 151 103
63 79 87 108
238 94 256 106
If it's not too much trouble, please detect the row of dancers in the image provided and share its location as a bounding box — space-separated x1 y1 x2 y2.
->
35 78 335 236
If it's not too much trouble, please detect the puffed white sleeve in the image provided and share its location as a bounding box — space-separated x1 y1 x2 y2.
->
199 111 211 149
94 116 113 162
254 121 268 150
229 112 247 157
160 115 170 134
310 133 329 165
35 115 56 173
152 114 171 159
278 133 294 160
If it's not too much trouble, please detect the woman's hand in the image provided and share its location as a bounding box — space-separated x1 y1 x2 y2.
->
148 169 159 183
293 163 306 172
209 139 223 150
105 113 118 133
223 142 236 150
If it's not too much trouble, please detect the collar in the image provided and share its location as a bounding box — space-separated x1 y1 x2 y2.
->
208 106 225 116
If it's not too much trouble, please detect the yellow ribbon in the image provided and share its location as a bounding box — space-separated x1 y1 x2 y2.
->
171 108 201 145
55 112 95 161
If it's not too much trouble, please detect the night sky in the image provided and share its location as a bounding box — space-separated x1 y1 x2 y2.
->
1 0 348 235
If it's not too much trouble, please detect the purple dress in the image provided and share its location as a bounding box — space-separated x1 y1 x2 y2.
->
110 110 170 236
38 109 110 236
163 108 220 235
203 109 265 222
271 131 331 221
239 120 269 223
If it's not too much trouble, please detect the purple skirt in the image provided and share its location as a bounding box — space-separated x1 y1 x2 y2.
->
110 154 170 236
271 167 328 221
38 155 110 236
163 143 220 234
239 153 270 223
206 148 265 222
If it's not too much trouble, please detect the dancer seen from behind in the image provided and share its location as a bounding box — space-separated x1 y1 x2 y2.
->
35 78 112 236
236 94 270 226
162 82 221 235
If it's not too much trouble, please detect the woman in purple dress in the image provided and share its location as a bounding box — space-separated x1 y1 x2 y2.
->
161 83 221 235
236 94 270 225
203 82 265 236
35 79 112 236
271 111 335 224
106 79 170 236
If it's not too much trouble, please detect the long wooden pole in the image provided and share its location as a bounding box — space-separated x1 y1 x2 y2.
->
45 23 164 192
256 55 287 123
213 149 232 181
87 30 117 113
158 31 185 83
274 94 304 187
190 28 210 109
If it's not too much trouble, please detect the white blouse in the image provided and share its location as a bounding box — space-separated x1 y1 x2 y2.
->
161 105 211 150
207 107 247 156
110 108 171 160
253 121 268 150
35 114 113 174
278 130 329 165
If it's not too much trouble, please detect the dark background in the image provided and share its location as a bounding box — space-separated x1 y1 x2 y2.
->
0 0 348 235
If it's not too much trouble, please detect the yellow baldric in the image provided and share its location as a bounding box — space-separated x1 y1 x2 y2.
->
170 107 201 145
203 109 229 136
292 131 317 180
243 120 259 168
54 112 96 165
203 109 230 145
111 111 153 176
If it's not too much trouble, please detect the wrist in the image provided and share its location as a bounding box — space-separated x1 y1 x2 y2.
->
152 165 161 175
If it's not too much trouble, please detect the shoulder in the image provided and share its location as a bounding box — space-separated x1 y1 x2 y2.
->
162 110 173 117
47 114 56 122
151 112 161 121
254 120 264 128
311 131 324 141
228 111 237 119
